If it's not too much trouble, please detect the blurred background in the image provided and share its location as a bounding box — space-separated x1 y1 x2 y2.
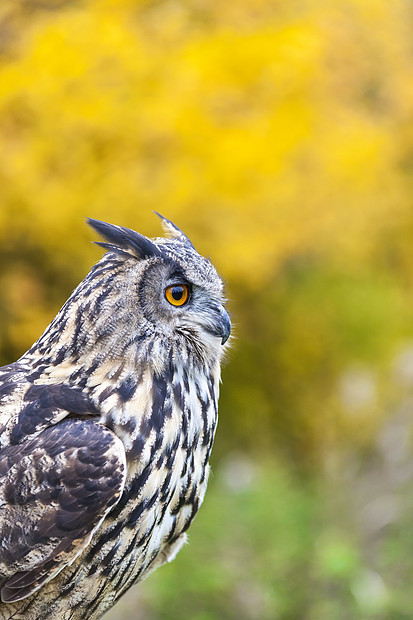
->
1 0 413 617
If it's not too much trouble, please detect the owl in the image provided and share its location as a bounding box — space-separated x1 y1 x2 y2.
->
0 214 230 619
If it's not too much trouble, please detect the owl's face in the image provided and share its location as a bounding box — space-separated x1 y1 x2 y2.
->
134 243 230 346
76 216 231 369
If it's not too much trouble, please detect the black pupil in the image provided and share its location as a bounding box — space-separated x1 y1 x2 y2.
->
172 286 184 301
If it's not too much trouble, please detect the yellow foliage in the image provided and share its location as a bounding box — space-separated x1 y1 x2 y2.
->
0 0 412 461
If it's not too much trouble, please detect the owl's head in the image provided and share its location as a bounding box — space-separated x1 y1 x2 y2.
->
56 214 231 372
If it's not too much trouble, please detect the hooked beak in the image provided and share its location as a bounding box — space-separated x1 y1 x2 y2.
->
217 306 231 345
198 304 231 346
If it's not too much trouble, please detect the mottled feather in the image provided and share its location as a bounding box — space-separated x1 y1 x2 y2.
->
0 419 126 602
0 216 230 619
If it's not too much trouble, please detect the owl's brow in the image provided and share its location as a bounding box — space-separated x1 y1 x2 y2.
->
168 269 191 284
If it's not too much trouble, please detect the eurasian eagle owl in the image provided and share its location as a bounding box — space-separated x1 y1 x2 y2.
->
0 214 230 619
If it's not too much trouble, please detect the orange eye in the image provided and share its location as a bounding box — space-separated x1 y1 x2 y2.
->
165 284 189 307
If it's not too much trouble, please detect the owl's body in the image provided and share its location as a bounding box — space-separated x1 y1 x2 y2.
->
0 216 230 619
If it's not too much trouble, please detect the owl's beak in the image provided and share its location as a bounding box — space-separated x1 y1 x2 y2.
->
205 305 231 345
218 306 231 345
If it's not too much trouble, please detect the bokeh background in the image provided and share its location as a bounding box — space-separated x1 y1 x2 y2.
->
1 0 413 618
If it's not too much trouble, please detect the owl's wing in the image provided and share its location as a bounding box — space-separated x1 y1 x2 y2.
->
0 418 127 603
0 371 100 448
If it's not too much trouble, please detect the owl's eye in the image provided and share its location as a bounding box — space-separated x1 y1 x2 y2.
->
165 284 189 307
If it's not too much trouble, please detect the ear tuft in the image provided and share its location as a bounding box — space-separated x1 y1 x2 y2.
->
87 218 163 259
154 212 195 249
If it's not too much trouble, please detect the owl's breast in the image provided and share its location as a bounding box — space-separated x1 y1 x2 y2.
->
79 363 220 610
120 361 220 546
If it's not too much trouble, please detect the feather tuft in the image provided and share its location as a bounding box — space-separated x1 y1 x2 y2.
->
87 218 163 259
153 212 195 249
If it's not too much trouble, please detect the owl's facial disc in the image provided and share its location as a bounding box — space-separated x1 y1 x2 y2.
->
163 274 231 346
172 290 231 347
